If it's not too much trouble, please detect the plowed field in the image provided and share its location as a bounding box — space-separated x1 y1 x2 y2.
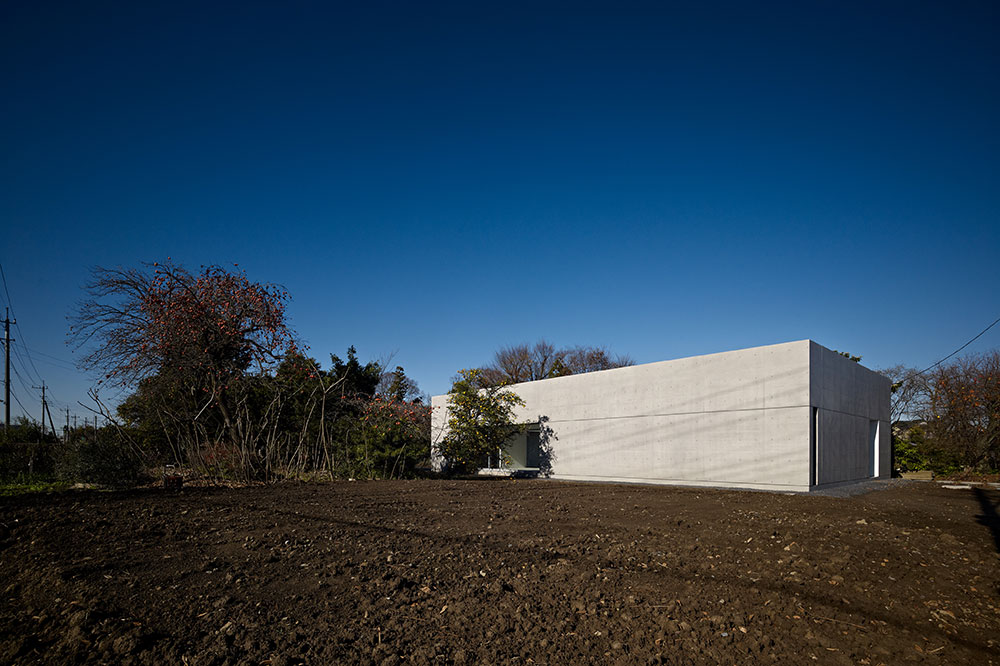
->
2 479 998 665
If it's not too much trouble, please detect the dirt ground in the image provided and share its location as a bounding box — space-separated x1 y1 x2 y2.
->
2 479 998 665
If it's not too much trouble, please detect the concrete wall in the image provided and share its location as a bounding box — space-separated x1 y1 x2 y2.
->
432 340 891 492
433 340 816 491
809 342 892 485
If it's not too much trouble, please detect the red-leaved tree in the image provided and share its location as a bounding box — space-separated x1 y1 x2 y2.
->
73 260 295 390
71 261 299 480
927 351 1000 471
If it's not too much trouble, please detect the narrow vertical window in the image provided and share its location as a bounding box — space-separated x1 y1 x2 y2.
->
870 420 879 477
811 407 819 487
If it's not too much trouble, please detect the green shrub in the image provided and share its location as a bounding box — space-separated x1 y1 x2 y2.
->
893 426 963 475
58 430 147 488
0 441 58 482
0 418 60 483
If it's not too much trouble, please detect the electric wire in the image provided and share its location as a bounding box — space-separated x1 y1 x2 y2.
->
19 351 77 373
15 330 43 382
0 263 11 311
6 366 32 419
10 363 67 424
0 264 80 423
22 345 78 371
10 345 39 388
11 364 34 396
0 263 45 384
9 388 30 419
918 314 1000 375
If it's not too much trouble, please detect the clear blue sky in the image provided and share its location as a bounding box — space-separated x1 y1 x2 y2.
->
2 1 998 426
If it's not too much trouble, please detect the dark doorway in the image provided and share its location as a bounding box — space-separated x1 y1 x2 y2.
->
526 430 541 468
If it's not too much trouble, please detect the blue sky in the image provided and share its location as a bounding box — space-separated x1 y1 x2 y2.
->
2 1 999 425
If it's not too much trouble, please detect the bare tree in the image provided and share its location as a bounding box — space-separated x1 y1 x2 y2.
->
560 345 635 374
479 340 634 386
376 365 426 403
70 264 160 387
879 365 931 426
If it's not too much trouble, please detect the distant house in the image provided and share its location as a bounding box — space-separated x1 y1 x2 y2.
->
431 340 891 492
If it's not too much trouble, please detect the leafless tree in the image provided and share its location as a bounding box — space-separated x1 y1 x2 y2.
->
376 365 426 403
878 365 932 426
479 340 635 386
70 265 160 387
561 345 635 374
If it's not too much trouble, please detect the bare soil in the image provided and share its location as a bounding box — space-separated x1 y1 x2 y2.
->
2 479 999 665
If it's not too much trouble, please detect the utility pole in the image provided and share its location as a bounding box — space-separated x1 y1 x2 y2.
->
3 308 14 430
65 407 70 443
45 400 55 438
32 381 47 435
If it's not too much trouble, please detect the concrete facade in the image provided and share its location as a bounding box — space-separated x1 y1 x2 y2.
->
431 340 891 492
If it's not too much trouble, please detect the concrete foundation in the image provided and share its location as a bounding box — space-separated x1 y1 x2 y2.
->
431 340 891 492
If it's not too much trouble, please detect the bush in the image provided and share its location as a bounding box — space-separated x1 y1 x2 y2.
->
0 441 58 482
58 429 147 488
893 425 963 475
0 419 61 484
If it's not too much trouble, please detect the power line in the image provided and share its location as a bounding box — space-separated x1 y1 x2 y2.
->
9 384 30 419
11 364 33 396
0 265 77 422
2 307 12 428
919 315 1000 375
9 364 71 425
25 356 74 373
10 346 39 388
17 350 76 373
0 263 11 311
14 330 43 382
0 264 44 384
22 345 78 371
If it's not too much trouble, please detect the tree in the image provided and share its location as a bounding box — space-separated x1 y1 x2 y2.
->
891 421 962 475
377 365 425 403
438 368 525 474
879 365 931 426
72 261 295 391
478 340 634 386
926 350 1000 471
351 395 430 478
560 345 635 374
329 346 382 398
70 261 298 481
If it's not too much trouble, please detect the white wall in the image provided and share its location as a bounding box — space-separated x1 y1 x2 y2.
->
433 340 891 491
433 340 816 491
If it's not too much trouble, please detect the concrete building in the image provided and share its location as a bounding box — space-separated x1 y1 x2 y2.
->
431 340 891 492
